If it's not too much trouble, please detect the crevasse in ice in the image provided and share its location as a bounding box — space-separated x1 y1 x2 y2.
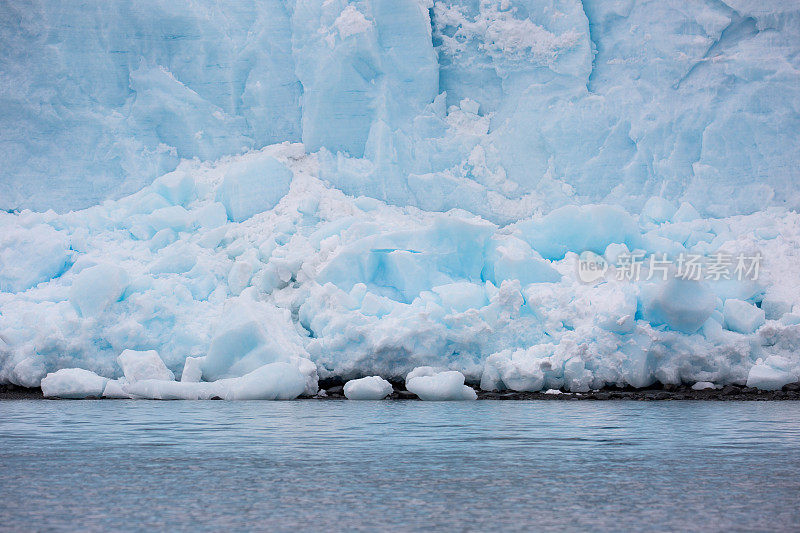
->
1 0 800 397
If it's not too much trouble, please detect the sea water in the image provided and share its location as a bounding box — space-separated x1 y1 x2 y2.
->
1 400 799 531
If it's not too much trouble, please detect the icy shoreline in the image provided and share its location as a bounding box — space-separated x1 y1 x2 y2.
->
5 382 800 402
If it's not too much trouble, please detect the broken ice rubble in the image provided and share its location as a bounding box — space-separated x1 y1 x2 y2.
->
1 143 799 399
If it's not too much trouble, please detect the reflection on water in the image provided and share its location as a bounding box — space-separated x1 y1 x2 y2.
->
1 400 799 531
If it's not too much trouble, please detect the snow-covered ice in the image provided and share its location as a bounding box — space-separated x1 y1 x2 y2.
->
2 1 800 397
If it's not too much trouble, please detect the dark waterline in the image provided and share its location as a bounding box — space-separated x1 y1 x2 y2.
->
1 400 799 531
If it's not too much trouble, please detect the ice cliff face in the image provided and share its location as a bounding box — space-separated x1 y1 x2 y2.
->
2 0 799 218
2 1 800 396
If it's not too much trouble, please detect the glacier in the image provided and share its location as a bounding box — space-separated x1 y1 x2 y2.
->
1 0 800 398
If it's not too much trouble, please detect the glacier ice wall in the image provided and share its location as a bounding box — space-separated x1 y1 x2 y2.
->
2 1 800 395
2 0 799 217
1 0 302 211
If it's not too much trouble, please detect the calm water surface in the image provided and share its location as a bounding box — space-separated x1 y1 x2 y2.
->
1 400 799 531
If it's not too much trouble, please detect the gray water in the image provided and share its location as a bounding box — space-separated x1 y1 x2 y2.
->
1 400 799 532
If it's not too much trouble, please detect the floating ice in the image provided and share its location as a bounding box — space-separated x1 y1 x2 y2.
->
343 376 394 400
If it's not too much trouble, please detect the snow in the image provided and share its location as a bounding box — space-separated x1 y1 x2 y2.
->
344 376 394 400
334 5 372 40
2 1 800 396
406 367 477 401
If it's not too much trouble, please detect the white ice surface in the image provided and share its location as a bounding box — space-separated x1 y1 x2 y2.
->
406 367 477 401
343 376 394 400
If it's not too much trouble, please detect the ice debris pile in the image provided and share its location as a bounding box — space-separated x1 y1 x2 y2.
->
3 0 800 221
2 143 800 399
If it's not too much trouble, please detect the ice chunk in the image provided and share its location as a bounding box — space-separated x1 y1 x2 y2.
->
746 359 795 391
228 258 255 296
69 264 129 318
516 205 640 260
0 223 71 293
691 381 716 390
639 279 716 333
148 245 197 275
317 217 495 303
723 299 765 334
120 361 307 400
41 368 108 399
219 362 307 400
485 237 560 286
431 282 487 313
201 299 310 380
180 357 203 383
102 379 130 399
152 170 196 206
761 297 792 321
406 368 477 401
122 380 220 401
216 153 292 222
641 198 677 225
117 349 175 383
673 203 701 223
193 203 229 231
344 376 393 400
